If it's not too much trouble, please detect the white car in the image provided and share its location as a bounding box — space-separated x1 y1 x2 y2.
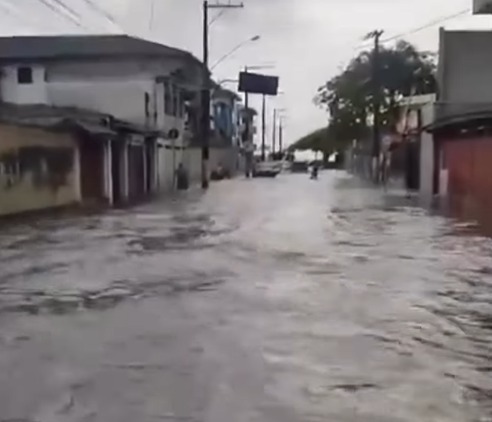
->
253 161 282 178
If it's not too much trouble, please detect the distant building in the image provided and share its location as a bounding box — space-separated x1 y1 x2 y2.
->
187 86 243 181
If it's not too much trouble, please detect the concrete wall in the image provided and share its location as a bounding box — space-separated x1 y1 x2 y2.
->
1 58 192 148
186 147 239 184
49 79 155 126
0 65 48 104
438 30 492 117
419 102 436 203
45 58 193 195
0 124 79 216
440 135 492 221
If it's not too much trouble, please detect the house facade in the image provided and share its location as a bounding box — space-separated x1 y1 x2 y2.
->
0 122 80 216
0 35 204 201
395 94 436 202
427 29 492 221
0 103 128 216
187 86 243 182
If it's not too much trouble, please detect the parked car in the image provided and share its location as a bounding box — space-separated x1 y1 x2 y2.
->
253 161 282 178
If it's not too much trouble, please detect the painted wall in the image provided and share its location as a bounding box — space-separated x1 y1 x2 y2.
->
45 58 192 193
440 136 492 220
0 124 79 216
0 65 48 104
50 78 155 126
157 145 183 191
419 102 436 203
186 147 239 184
438 30 492 118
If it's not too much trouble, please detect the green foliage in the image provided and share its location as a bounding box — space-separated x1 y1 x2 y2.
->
289 127 343 155
315 40 437 144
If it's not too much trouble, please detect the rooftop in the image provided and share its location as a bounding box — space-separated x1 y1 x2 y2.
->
0 34 202 67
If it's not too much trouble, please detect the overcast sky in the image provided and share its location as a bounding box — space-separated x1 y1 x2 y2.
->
0 0 490 144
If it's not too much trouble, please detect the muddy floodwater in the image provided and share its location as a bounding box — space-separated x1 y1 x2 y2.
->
1 172 492 422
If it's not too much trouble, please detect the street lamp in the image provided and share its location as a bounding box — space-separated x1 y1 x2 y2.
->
201 0 243 189
211 35 261 71
272 107 287 156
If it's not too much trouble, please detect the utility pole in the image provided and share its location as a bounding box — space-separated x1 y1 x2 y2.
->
201 1 243 189
272 108 277 155
366 29 384 183
243 66 249 144
261 94 266 161
279 119 283 155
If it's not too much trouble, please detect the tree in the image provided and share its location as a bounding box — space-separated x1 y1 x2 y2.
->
288 126 348 157
315 40 436 145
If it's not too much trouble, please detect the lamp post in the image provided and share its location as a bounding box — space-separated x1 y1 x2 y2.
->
272 107 286 157
211 35 261 71
201 0 243 189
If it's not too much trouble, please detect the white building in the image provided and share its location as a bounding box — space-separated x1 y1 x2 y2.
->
396 94 437 203
0 35 204 197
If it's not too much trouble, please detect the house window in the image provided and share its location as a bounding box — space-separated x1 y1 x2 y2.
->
164 81 172 116
172 87 179 117
17 67 33 84
177 89 184 118
145 92 150 118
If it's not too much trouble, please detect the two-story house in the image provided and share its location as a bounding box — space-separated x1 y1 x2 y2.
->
187 86 242 181
0 35 204 207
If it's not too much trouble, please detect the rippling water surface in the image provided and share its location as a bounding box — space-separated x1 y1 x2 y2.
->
1 172 492 422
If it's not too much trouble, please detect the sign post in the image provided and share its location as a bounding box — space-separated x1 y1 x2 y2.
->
238 72 279 161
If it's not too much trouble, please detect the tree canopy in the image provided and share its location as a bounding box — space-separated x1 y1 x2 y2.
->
292 40 437 152
289 126 346 155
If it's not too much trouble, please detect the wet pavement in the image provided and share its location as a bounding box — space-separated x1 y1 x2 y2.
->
1 172 492 422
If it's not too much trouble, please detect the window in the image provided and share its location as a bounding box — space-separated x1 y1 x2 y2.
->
164 81 172 116
177 89 185 118
17 67 33 84
172 87 179 117
145 92 150 118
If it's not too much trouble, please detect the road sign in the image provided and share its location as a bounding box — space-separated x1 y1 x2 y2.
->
238 72 279 96
473 0 492 13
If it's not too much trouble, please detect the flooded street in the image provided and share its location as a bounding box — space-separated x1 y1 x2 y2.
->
1 172 492 422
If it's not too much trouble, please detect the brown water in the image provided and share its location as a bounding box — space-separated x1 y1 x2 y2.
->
1 172 492 422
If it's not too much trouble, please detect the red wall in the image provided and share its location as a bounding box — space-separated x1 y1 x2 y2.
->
441 136 492 220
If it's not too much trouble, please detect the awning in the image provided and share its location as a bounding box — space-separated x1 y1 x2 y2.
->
69 120 116 136
424 110 492 133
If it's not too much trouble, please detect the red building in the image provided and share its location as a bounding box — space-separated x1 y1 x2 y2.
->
427 112 492 223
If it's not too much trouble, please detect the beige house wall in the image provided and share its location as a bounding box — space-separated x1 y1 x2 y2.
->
0 124 79 217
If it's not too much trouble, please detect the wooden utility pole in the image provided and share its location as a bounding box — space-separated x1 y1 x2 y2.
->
261 94 266 161
279 119 283 155
243 66 249 144
366 29 384 182
201 1 243 189
272 108 277 155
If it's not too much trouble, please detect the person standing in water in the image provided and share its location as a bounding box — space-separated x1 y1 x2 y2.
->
175 163 189 190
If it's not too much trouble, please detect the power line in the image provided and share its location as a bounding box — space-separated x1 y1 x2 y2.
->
51 0 81 20
149 0 155 30
381 8 470 44
354 7 470 52
209 9 227 26
80 0 122 30
35 0 87 29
